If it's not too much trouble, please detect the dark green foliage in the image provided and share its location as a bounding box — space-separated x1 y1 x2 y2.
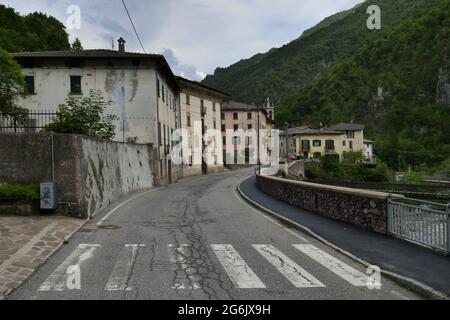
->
71 38 83 51
0 184 40 201
0 48 25 113
46 90 118 140
0 5 70 52
281 0 450 170
306 159 390 182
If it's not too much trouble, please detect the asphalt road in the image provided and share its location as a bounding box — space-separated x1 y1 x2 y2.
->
9 169 421 300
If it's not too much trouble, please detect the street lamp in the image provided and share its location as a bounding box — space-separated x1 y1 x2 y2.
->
257 107 261 175
284 122 289 164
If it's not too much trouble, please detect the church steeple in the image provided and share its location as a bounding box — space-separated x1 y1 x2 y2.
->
264 97 275 122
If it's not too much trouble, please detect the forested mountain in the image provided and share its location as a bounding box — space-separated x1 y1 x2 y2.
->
202 0 442 105
279 0 450 170
204 0 450 173
0 5 70 52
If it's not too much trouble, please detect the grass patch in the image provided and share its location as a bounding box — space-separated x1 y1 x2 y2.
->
0 184 40 201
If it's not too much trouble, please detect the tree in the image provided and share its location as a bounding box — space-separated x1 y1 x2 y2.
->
0 48 25 113
46 90 118 140
71 38 83 51
0 5 70 52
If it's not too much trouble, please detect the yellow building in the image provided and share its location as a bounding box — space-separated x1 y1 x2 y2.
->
291 124 367 161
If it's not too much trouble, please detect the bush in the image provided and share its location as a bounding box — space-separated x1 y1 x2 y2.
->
126 136 139 144
46 90 118 140
0 184 40 201
305 157 391 183
399 171 427 184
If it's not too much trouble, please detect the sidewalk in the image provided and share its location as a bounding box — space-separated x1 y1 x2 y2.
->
239 176 450 299
0 215 86 297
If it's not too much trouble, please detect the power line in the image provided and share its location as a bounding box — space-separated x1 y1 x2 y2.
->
121 0 146 53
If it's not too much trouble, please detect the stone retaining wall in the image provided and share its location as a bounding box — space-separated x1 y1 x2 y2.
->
256 175 396 234
0 133 155 219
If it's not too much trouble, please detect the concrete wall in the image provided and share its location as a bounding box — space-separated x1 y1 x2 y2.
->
81 138 154 217
256 175 394 234
0 133 154 219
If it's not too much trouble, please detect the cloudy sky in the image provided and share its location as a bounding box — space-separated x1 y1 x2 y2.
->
2 0 363 80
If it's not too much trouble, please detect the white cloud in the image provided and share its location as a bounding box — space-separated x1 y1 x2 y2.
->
2 0 364 80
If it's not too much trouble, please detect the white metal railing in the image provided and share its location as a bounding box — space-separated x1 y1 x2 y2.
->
388 195 450 255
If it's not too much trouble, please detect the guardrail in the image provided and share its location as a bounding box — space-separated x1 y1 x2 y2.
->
310 180 450 200
388 196 450 255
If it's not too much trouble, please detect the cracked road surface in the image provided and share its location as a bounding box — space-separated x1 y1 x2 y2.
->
9 169 422 300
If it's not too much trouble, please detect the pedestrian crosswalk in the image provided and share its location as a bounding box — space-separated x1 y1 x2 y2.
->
38 243 371 292
211 245 266 289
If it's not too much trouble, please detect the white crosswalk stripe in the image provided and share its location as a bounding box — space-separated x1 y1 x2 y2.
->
168 244 201 289
253 245 325 288
105 244 146 291
211 244 266 289
37 243 373 292
293 244 369 287
39 244 100 292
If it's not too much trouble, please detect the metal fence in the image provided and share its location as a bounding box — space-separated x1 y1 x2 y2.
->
311 180 450 201
388 196 450 255
0 110 61 133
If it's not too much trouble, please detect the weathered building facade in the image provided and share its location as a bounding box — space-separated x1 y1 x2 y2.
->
221 101 273 165
12 40 181 185
176 76 229 176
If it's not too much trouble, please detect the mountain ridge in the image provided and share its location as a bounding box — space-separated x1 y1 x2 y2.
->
202 0 442 104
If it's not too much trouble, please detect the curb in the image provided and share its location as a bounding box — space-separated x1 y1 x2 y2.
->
1 217 89 299
237 179 448 301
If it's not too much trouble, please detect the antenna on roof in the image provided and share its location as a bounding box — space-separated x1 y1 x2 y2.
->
112 36 115 50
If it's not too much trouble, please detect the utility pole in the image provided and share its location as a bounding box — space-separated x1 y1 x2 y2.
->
284 122 289 164
257 107 261 175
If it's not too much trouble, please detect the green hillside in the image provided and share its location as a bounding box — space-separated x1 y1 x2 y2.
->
0 4 70 52
202 0 442 105
279 0 450 171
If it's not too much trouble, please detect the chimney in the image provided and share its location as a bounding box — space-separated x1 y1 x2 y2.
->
117 37 126 53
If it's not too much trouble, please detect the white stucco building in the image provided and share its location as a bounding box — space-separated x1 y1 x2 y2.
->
12 39 182 185
363 139 375 163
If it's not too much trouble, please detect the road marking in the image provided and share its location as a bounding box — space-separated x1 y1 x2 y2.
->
284 228 310 242
105 244 146 291
390 290 411 300
168 245 201 289
39 244 100 292
253 245 324 288
293 244 368 287
211 244 266 289
97 189 160 226
234 190 283 227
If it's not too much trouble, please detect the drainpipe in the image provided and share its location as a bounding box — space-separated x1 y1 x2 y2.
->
51 131 55 182
155 71 160 185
